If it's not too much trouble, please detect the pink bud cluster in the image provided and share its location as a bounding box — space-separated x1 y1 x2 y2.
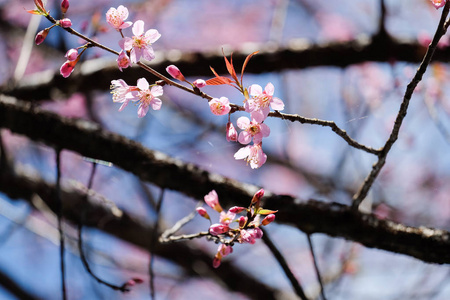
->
197 189 277 268
430 0 446 9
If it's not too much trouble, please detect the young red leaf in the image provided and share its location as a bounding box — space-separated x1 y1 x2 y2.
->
241 51 259 84
206 77 234 86
222 50 238 83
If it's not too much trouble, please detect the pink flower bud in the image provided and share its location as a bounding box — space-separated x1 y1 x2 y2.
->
117 50 131 71
218 244 233 256
65 48 78 61
35 28 49 45
61 0 69 14
196 207 210 220
229 206 246 214
251 188 264 204
204 190 223 213
60 60 77 78
209 224 229 236
238 216 247 228
226 122 238 142
430 0 446 9
193 79 206 89
59 18 72 28
261 214 275 226
166 65 186 81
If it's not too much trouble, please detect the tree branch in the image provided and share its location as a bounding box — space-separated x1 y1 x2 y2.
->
0 95 449 264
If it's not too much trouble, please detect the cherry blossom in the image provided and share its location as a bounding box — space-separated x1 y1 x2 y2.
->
239 228 263 244
130 78 163 118
65 48 78 61
245 82 284 122
209 224 229 236
209 97 231 115
193 79 206 88
61 0 69 14
236 116 270 145
59 18 72 28
166 65 185 81
121 20 161 63
35 29 49 45
196 207 210 220
234 143 267 169
106 5 132 31
261 214 276 226
110 79 137 112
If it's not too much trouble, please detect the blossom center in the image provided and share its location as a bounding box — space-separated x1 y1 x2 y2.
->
139 90 154 106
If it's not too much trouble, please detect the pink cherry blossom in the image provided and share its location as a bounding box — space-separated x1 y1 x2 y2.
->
236 116 270 145
219 210 236 225
121 20 161 63
430 0 446 9
204 190 223 212
226 122 237 142
61 0 69 14
209 97 231 115
229 206 246 214
129 78 163 118
246 83 284 122
196 207 210 220
110 79 137 111
60 60 78 78
212 244 233 268
106 5 132 31
238 216 247 228
117 50 131 71
234 143 267 169
251 188 264 204
35 28 49 45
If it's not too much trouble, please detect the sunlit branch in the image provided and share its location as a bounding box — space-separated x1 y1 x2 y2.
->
352 1 450 208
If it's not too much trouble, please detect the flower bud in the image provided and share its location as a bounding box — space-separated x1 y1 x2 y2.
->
59 18 72 28
65 48 78 61
60 59 77 78
193 79 206 89
61 0 69 14
166 65 186 82
35 28 49 45
238 216 247 228
117 50 131 71
196 207 210 220
209 224 229 236
226 122 237 142
251 188 264 204
261 214 275 226
229 206 245 214
212 257 221 268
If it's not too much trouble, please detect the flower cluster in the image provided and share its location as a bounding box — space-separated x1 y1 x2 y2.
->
111 78 163 118
196 189 277 268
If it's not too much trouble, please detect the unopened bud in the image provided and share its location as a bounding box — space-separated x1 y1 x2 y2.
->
261 214 275 226
229 206 246 214
196 207 210 220
238 216 247 228
251 188 264 204
193 79 206 89
61 0 69 14
65 48 78 61
35 28 49 45
59 18 72 28
166 65 186 82
226 122 238 142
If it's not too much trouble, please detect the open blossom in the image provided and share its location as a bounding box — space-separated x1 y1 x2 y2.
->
234 143 267 169
245 83 284 123
117 50 131 71
106 5 132 30
236 116 270 145
110 79 137 111
430 0 446 9
209 97 231 115
121 20 161 63
129 78 163 118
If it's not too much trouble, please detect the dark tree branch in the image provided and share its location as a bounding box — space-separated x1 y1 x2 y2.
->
0 95 449 264
0 267 40 300
55 149 67 300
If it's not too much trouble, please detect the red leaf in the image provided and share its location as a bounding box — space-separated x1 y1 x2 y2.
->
206 77 234 86
241 51 259 84
222 50 238 83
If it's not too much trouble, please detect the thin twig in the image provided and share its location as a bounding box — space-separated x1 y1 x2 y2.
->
352 2 450 208
78 162 130 292
149 188 165 300
55 148 67 300
260 227 309 300
307 234 326 300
